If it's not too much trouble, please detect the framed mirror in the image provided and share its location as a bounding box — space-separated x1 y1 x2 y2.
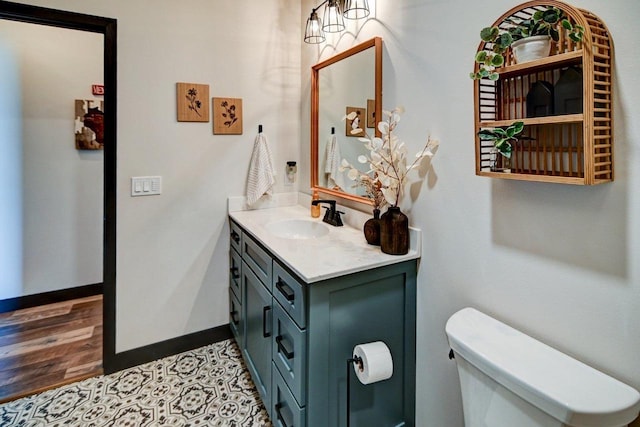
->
311 37 382 205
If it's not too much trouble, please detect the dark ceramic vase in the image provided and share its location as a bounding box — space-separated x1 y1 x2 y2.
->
363 208 381 246
380 206 409 255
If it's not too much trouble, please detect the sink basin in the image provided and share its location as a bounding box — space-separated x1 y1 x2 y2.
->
265 219 330 239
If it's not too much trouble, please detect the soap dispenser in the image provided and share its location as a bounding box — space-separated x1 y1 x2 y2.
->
311 190 321 218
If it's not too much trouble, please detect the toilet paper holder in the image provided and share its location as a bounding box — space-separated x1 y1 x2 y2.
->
346 341 398 426
346 355 364 427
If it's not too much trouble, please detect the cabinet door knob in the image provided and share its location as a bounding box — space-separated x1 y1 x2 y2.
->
230 310 239 325
262 306 272 338
275 279 295 302
231 230 240 244
230 266 240 280
276 335 295 360
274 403 291 427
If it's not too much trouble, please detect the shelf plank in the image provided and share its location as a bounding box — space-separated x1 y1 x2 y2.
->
497 50 583 79
480 114 583 128
477 171 586 185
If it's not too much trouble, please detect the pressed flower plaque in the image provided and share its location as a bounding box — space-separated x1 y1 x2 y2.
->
176 83 209 122
213 97 243 135
345 106 366 137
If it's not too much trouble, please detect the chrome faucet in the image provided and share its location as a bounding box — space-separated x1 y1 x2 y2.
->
311 200 344 227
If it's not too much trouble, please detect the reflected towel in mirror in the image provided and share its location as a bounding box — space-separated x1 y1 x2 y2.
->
325 135 345 191
246 132 276 206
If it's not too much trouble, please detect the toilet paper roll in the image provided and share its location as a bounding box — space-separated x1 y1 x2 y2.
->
352 341 393 385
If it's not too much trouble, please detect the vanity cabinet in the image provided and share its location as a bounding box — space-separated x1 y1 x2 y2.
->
229 218 417 427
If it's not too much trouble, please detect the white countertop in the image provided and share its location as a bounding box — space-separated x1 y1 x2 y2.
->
229 203 420 283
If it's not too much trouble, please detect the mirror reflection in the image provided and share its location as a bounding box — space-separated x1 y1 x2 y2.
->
312 37 382 203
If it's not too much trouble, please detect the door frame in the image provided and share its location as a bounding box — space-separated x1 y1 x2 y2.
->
0 1 117 373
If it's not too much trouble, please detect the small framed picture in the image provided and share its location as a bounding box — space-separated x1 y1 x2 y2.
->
345 106 365 137
213 97 243 135
367 99 376 128
75 99 104 150
176 83 209 122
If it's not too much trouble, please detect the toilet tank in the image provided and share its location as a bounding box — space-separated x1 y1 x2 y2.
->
445 308 640 427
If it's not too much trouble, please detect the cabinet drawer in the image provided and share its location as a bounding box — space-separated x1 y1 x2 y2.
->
272 365 306 427
229 289 243 348
273 262 306 329
273 302 307 406
230 220 242 254
229 248 242 300
242 232 272 290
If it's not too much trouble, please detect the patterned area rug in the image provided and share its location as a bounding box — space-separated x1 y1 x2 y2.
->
0 339 271 426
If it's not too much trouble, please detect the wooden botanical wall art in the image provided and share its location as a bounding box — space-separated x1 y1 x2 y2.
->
472 0 613 185
345 106 365 137
176 83 209 122
75 99 104 150
212 97 243 135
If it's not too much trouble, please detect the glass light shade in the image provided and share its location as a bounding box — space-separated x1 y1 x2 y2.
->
322 0 345 33
343 0 370 20
304 11 325 44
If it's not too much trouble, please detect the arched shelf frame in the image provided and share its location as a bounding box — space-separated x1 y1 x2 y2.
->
473 0 614 185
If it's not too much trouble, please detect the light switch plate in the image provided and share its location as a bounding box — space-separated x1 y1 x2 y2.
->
131 176 162 196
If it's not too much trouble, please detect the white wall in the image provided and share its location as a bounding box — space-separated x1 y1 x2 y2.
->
302 0 640 425
0 20 104 299
0 37 23 299
14 0 301 353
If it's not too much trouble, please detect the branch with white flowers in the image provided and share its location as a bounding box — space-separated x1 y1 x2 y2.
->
340 107 439 207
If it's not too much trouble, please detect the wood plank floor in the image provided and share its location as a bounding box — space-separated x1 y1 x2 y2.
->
0 295 103 403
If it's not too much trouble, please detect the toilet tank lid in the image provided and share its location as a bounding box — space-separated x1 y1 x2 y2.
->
445 308 640 427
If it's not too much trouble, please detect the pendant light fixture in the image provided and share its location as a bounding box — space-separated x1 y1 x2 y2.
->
322 0 345 33
304 0 370 44
304 10 325 44
344 0 370 20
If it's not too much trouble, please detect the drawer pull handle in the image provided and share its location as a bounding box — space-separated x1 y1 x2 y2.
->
262 306 272 338
230 310 239 325
276 279 295 302
275 403 291 427
230 266 240 280
231 230 240 244
276 335 295 360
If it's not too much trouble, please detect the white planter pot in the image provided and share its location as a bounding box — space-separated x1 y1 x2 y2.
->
511 35 552 63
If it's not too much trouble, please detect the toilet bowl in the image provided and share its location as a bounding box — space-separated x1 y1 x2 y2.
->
445 308 640 427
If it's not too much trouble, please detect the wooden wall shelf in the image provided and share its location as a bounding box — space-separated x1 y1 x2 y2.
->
473 0 614 185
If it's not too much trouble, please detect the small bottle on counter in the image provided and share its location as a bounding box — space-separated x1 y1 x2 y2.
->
311 190 321 218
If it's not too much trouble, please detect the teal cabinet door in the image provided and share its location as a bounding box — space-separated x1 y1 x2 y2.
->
242 260 273 416
307 261 416 427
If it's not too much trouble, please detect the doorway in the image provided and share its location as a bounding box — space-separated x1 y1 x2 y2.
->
0 0 117 398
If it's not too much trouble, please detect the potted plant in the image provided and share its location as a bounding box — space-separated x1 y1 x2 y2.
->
471 6 584 80
477 121 524 172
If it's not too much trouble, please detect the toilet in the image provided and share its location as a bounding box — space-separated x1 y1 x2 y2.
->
445 308 640 427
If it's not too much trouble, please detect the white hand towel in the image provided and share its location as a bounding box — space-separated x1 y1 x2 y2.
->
325 135 345 190
246 133 276 206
